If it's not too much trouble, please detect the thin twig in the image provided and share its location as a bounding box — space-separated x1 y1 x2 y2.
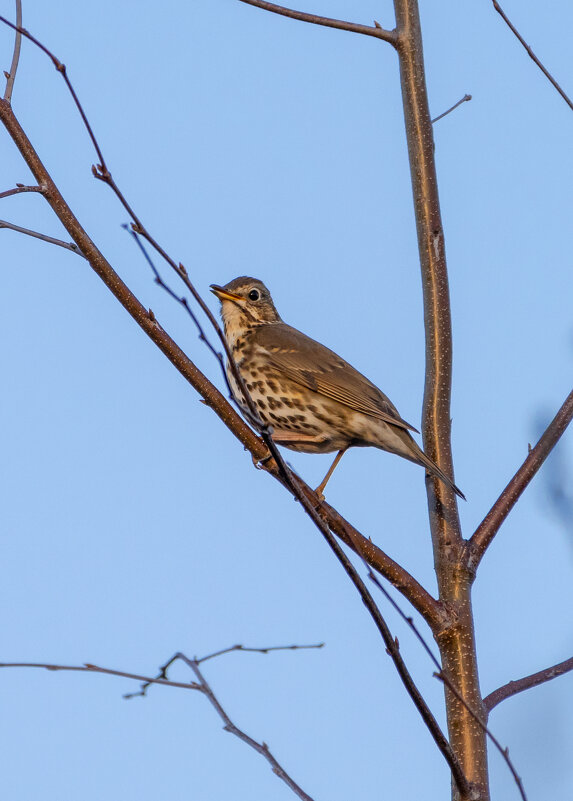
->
236 0 396 45
0 661 201 691
0 183 44 199
3 0 21 103
0 218 84 255
141 652 315 801
431 93 472 123
123 226 235 401
484 655 573 713
469 387 573 571
492 1 573 112
197 642 325 664
435 672 527 801
0 14 108 166
0 656 314 801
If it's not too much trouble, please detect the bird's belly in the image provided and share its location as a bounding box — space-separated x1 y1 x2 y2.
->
227 365 351 453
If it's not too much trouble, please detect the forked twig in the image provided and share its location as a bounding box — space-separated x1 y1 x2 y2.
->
0 652 315 801
492 0 573 112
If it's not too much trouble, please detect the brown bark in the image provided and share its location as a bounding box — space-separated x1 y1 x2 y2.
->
392 1 489 798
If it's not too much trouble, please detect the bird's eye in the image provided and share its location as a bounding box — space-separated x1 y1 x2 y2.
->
248 289 260 301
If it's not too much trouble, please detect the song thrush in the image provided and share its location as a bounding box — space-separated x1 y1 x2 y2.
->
210 277 464 500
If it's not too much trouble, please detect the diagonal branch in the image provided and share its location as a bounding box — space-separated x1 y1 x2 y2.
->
492 1 573 113
0 218 84 255
3 0 21 103
484 655 573 714
468 386 573 571
236 0 396 45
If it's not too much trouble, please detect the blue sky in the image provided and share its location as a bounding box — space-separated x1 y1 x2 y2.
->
1 1 572 799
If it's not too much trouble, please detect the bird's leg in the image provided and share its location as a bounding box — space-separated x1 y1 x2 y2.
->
315 448 347 500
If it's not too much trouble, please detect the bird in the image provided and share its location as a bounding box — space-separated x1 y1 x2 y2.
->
210 276 464 500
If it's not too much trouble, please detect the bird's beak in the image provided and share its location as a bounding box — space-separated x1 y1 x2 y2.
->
210 284 243 302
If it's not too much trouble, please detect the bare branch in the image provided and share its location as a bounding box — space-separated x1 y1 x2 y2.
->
469 387 573 571
236 0 396 45
484 656 573 713
0 661 201 691
0 218 84 255
123 226 236 402
0 657 314 801
431 93 472 124
3 0 21 103
0 183 44 198
492 1 573 112
0 14 108 167
197 642 325 664
141 652 316 801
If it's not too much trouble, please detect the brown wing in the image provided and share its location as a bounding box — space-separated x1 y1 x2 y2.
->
252 323 419 433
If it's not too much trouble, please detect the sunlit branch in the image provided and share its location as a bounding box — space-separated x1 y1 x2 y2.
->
434 672 527 801
484 655 573 713
469 387 573 571
236 0 396 45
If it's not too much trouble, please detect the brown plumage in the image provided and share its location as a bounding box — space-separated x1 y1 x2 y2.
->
210 276 464 500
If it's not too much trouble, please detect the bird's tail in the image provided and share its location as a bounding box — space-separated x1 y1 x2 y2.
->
417 448 466 501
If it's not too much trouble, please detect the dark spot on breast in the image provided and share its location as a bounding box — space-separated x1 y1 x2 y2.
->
280 396 293 408
307 404 317 413
267 397 283 410
257 399 266 410
267 380 279 393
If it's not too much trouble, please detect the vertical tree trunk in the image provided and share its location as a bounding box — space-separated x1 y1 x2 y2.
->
392 2 489 798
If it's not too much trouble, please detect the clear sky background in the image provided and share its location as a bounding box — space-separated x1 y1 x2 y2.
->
1 1 572 799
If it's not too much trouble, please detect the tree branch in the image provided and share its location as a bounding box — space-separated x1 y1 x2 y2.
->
468 387 573 571
3 0 21 103
435 672 527 801
484 655 573 714
393 1 487 794
0 656 314 801
0 183 44 198
0 218 84 254
431 94 472 124
138 652 316 801
491 1 573 113
235 0 396 45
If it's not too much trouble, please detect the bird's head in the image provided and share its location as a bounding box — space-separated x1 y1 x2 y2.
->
210 277 281 328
